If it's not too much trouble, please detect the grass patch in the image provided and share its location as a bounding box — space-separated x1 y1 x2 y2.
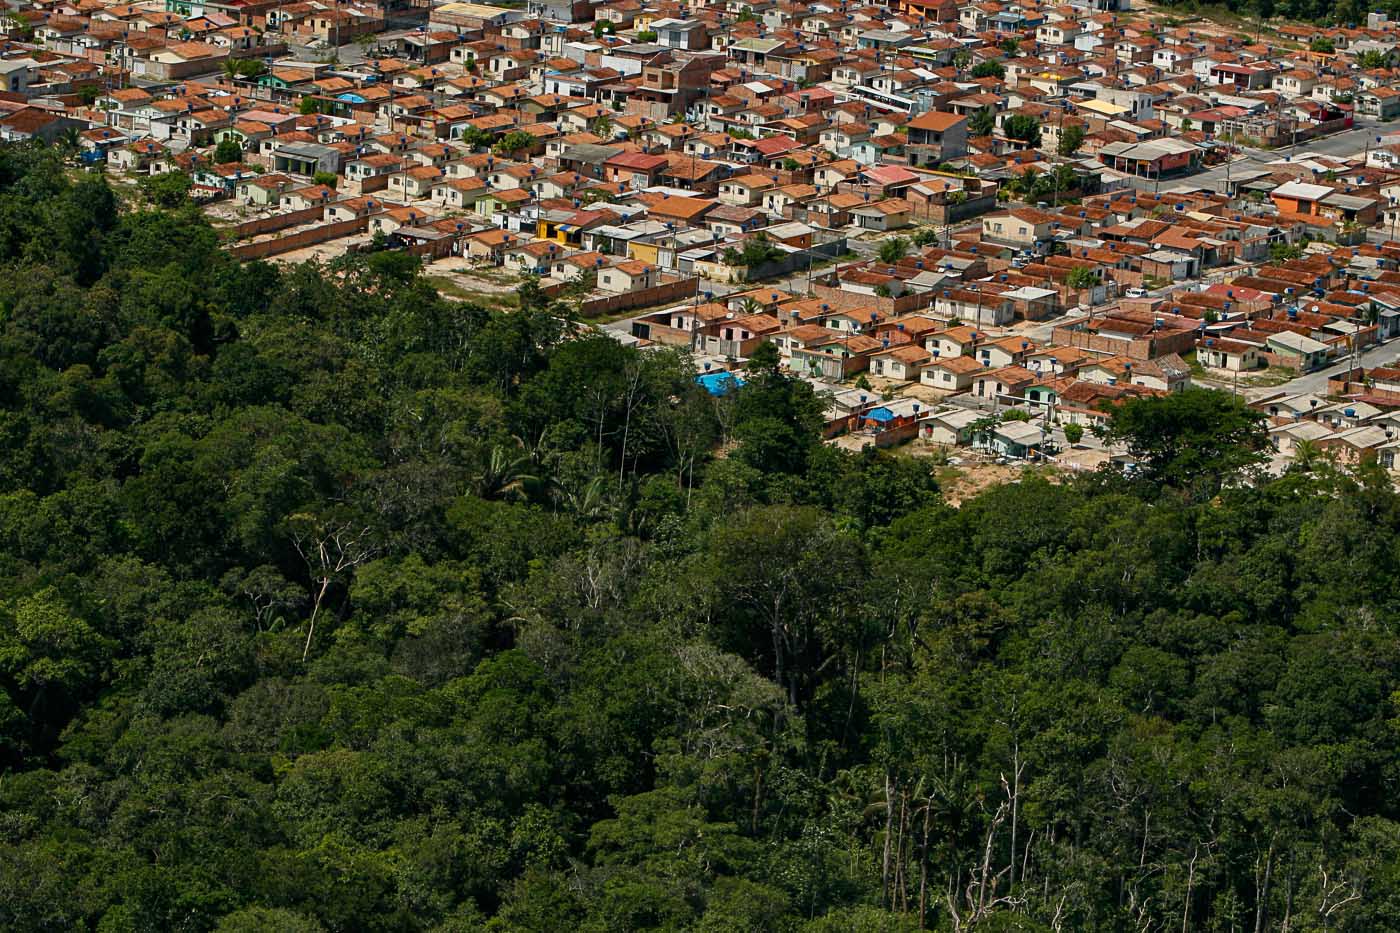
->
462 266 524 285
591 307 647 325
1182 350 1210 380
1020 463 1062 482
1145 1 1276 35
426 276 520 310
808 253 855 270
1237 365 1298 388
1186 350 1299 390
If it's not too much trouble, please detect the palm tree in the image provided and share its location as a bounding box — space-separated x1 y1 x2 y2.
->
878 236 909 264
555 475 612 520
1067 266 1099 291
471 444 541 501
56 127 82 159
1290 439 1325 474
737 297 763 316
53 126 82 164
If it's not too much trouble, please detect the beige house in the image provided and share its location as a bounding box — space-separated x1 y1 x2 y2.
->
717 174 776 207
280 184 336 211
924 325 985 359
599 260 659 293
1197 337 1265 372
922 407 980 445
430 178 488 210
389 164 447 200
236 173 295 206
982 208 1059 248
920 355 984 393
868 345 931 381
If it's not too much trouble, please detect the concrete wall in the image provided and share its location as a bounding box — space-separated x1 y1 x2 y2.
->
908 193 998 225
824 411 925 446
812 283 932 315
573 276 702 317
131 52 229 81
228 216 367 260
225 204 326 240
729 237 850 283
1049 323 1197 360
402 236 459 260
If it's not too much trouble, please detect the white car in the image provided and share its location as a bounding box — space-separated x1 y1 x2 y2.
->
1124 287 1148 299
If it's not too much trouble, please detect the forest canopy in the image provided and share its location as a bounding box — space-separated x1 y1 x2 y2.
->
2 144 1400 932
1153 0 1381 28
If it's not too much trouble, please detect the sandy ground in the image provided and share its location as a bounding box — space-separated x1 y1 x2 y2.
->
1054 444 1111 472
827 434 1054 503
424 256 523 295
937 462 1024 506
830 433 874 452
269 231 374 265
205 201 275 225
830 432 1112 504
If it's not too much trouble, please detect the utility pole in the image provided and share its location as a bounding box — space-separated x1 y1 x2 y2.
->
1041 395 1055 460
806 228 820 296
1224 132 1233 197
1050 100 1068 207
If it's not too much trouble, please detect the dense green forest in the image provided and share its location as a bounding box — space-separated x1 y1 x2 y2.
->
1148 0 1387 32
2 144 1400 932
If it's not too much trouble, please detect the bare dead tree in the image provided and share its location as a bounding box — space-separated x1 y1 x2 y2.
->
1316 866 1360 930
287 513 379 662
1183 844 1200 933
617 357 648 488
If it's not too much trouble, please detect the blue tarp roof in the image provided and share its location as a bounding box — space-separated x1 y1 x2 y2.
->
864 406 896 423
697 372 743 396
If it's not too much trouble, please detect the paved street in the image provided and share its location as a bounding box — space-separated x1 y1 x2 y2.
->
1247 339 1400 400
1127 122 1399 196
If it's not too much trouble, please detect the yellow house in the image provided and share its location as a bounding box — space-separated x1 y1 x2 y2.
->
537 218 567 243
628 240 661 265
537 217 588 247
537 208 607 247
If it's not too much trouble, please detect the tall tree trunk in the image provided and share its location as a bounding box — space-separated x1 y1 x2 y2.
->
882 770 896 908
1009 739 1020 890
751 765 763 834
919 796 931 929
302 576 331 662
897 787 909 912
1183 845 1198 933
1255 834 1276 933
